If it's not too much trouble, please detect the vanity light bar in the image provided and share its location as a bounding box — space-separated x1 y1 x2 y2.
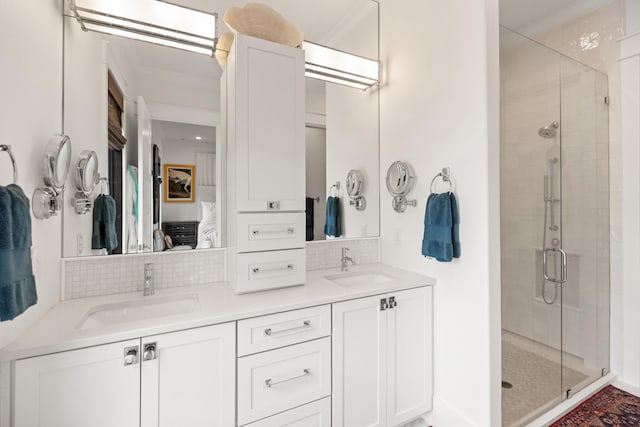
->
302 41 379 90
70 0 217 56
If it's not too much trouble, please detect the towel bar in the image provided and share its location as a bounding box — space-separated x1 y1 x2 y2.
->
0 145 17 184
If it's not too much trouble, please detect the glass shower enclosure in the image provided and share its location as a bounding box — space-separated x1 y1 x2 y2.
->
500 27 610 426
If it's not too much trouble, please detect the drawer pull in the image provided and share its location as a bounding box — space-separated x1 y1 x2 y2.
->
265 369 310 388
252 264 295 274
251 227 295 236
264 320 311 336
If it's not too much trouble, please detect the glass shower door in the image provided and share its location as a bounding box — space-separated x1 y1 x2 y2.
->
558 56 610 400
500 26 611 426
500 27 564 426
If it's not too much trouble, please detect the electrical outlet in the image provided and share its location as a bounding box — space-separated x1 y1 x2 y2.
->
394 228 401 246
77 234 83 255
361 224 367 236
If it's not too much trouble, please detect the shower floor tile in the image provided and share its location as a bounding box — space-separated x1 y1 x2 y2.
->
502 338 589 427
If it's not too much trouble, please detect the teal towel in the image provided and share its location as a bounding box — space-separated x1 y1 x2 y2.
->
0 184 37 321
92 194 118 254
324 196 341 237
422 192 460 262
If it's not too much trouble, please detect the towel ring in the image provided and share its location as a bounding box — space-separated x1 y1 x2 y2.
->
430 167 453 194
0 145 17 184
329 182 340 197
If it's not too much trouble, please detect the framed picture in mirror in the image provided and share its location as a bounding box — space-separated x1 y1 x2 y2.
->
164 164 195 203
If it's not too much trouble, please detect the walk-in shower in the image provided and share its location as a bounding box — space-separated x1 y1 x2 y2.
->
500 26 610 427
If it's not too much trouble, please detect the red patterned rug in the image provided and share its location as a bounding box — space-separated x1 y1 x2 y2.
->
550 385 640 426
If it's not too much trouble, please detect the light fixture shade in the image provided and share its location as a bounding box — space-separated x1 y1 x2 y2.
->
302 41 379 90
70 0 217 55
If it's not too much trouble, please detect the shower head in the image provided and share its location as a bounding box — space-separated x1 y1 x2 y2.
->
538 121 559 139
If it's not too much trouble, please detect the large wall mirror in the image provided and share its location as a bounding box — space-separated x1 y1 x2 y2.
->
62 0 380 257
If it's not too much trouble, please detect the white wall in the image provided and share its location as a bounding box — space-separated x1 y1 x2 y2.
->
618 0 640 387
0 0 63 346
379 0 501 425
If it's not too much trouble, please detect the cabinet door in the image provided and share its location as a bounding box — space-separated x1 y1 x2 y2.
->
13 339 141 427
387 287 433 426
233 34 305 212
332 295 387 427
141 322 236 427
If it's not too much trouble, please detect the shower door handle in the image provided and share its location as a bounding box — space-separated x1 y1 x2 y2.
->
543 248 568 284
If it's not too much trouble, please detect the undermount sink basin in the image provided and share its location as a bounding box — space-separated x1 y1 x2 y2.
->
324 270 397 287
77 294 200 330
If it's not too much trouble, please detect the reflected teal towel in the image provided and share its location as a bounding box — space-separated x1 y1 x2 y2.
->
92 194 118 254
0 184 37 321
422 192 460 262
324 196 341 238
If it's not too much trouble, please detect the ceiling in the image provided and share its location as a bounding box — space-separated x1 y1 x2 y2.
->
500 0 614 34
152 120 216 145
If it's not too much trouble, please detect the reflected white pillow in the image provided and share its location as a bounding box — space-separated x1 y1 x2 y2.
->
201 202 216 223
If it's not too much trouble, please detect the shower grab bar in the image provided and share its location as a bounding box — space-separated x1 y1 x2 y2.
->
543 248 567 284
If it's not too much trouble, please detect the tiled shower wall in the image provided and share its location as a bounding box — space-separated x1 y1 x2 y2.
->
63 238 380 299
501 2 621 371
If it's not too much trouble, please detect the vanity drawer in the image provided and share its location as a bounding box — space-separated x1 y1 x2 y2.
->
237 213 305 252
237 338 331 425
238 305 331 356
233 249 305 294
243 397 331 427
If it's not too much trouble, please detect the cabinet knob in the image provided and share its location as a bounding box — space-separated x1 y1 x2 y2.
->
123 346 139 366
389 296 397 309
380 298 388 311
143 342 157 361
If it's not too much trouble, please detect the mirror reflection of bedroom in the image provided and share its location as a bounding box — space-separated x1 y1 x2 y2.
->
151 120 216 251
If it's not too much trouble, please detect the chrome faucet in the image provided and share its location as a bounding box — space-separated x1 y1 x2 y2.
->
341 248 355 271
143 263 155 296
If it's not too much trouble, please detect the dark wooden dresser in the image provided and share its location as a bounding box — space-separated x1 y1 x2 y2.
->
162 221 199 248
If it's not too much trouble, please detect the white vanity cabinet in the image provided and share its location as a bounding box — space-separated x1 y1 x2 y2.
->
236 305 332 426
13 323 236 427
13 339 141 427
223 33 307 294
140 323 236 427
332 287 433 427
225 33 306 213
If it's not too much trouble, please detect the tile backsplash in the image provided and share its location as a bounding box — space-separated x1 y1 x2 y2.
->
306 238 380 271
63 249 226 300
62 238 380 299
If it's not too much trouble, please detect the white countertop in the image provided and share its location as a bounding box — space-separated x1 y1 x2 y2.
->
0 263 434 361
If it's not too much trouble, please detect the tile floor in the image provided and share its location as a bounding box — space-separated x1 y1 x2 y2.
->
502 333 592 426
